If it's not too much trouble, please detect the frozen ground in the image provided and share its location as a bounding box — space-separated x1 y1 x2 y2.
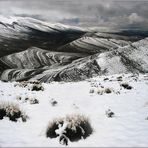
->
0 73 148 147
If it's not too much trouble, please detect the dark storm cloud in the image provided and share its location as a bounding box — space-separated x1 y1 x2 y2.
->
0 0 148 29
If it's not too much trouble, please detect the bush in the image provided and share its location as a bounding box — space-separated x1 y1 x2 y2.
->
50 99 58 106
104 77 109 81
14 81 44 91
120 82 132 90
46 114 93 145
89 89 94 94
0 101 28 122
46 118 64 138
28 80 40 84
29 98 39 104
29 84 44 91
104 88 112 94
105 109 115 118
97 89 104 95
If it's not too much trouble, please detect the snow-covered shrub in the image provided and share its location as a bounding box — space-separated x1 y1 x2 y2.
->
105 109 115 118
14 81 44 91
97 87 112 95
29 80 40 84
104 88 112 94
16 96 22 101
97 89 104 95
0 101 28 122
103 77 109 81
16 96 39 105
64 114 93 141
29 84 44 91
14 81 28 88
29 98 39 104
115 91 120 95
46 114 93 145
120 82 132 90
89 89 94 94
46 118 64 138
50 99 58 106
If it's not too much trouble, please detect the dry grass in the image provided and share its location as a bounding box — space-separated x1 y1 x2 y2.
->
0 101 28 122
46 114 93 144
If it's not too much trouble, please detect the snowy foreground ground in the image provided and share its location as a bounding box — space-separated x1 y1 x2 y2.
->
0 73 148 147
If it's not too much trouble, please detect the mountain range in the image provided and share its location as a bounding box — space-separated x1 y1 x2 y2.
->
0 16 148 82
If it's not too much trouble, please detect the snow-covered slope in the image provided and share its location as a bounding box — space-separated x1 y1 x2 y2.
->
58 36 130 54
0 73 148 146
0 47 85 69
0 16 86 57
0 15 148 147
0 38 148 82
0 16 148 82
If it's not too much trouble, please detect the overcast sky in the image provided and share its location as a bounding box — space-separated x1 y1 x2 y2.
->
0 0 148 29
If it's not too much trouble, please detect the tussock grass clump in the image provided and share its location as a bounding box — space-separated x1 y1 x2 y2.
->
14 81 44 91
14 81 28 88
89 89 94 94
50 99 58 106
97 87 112 95
29 84 44 91
104 88 112 94
0 101 28 122
97 89 104 95
28 80 40 84
103 77 109 81
120 82 132 90
106 109 115 118
16 96 39 105
29 98 39 104
46 114 93 145
46 118 64 138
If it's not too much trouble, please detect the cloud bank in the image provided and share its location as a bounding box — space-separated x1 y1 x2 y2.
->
0 0 148 30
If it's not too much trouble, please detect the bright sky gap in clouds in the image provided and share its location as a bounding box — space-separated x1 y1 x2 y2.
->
0 0 148 30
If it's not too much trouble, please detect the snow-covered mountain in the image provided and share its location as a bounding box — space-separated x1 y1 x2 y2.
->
0 16 86 57
0 47 85 69
0 16 148 147
0 16 148 82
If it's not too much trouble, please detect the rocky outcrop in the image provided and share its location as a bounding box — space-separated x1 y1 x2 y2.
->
0 47 85 69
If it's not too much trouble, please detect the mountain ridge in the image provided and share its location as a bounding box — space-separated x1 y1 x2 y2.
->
0 17 148 82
